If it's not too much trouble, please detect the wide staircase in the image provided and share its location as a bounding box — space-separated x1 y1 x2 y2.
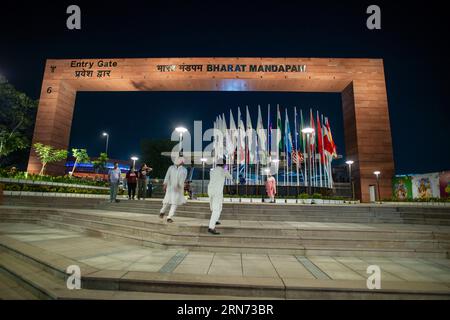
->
1 196 449 258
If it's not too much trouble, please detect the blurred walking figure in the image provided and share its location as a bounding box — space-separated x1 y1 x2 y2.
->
126 165 138 200
137 163 152 200
108 162 121 203
266 174 277 203
159 157 187 223
207 162 233 235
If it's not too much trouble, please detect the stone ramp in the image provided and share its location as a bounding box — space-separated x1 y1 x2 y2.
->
1 224 450 300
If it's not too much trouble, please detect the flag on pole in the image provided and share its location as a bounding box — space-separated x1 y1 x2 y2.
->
276 105 283 157
309 109 316 154
237 107 246 165
267 104 271 158
256 105 267 165
284 108 293 164
222 113 229 161
246 106 254 164
310 109 316 186
217 115 224 160
316 111 324 164
323 117 337 158
300 109 308 187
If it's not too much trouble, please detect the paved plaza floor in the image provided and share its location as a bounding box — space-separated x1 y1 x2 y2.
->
1 222 450 286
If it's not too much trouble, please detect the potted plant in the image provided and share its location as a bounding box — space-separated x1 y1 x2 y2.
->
298 193 311 204
311 193 323 204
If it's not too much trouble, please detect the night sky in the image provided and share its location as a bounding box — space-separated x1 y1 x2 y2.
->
1 1 449 174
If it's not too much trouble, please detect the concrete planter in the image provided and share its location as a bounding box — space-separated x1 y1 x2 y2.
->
197 197 209 201
276 199 286 204
312 199 324 204
230 197 241 203
286 199 297 204
251 198 263 203
4 190 109 199
240 198 251 203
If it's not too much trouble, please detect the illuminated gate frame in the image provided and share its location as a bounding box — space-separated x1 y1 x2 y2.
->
27 57 395 202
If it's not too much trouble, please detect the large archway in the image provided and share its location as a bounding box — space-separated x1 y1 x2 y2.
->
27 57 394 202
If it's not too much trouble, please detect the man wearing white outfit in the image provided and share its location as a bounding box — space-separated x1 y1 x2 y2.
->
159 157 187 223
207 162 233 235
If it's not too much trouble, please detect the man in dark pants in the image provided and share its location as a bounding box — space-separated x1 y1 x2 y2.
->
137 164 152 200
126 165 138 200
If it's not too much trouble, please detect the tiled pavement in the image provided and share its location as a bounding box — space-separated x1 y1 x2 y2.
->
1 223 450 284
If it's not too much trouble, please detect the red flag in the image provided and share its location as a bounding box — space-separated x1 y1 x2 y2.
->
323 117 337 158
316 112 324 163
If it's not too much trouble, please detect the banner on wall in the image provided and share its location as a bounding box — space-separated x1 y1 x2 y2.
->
439 171 450 198
411 173 440 199
392 176 413 200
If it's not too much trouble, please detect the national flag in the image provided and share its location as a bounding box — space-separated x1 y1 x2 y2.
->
216 115 224 159
293 107 299 153
300 109 305 152
316 111 324 163
226 110 235 161
256 105 267 165
276 105 283 154
323 117 337 158
246 106 254 164
284 108 293 164
237 107 246 164
309 108 316 154
292 150 304 164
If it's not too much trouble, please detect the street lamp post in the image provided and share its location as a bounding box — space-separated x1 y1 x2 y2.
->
374 171 381 203
346 160 355 200
131 156 138 169
102 132 109 155
200 157 207 194
175 127 188 156
301 127 315 195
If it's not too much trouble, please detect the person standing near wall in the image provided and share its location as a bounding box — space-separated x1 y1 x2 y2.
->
108 162 121 203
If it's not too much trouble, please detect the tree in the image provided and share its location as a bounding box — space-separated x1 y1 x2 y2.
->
33 143 68 175
70 148 90 176
0 80 38 167
92 152 109 173
140 139 177 179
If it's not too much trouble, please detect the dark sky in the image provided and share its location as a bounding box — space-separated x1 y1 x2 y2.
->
1 1 449 174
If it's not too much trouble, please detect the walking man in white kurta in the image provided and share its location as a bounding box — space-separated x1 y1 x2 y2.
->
207 163 233 235
159 157 187 223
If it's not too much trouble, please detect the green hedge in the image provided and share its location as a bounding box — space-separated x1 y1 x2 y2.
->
3 183 118 195
383 196 450 203
200 192 349 201
0 169 108 187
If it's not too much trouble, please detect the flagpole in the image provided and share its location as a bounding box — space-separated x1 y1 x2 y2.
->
294 107 299 187
307 133 312 189
317 111 323 188
320 114 326 188
300 109 307 188
236 109 240 195
267 104 270 164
